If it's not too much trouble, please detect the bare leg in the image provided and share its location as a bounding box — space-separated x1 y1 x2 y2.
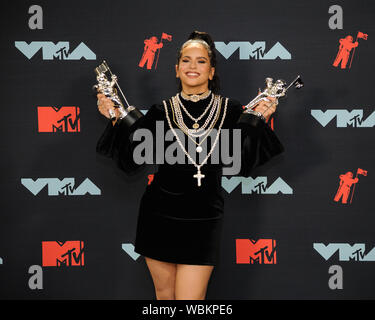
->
175 264 214 300
145 256 177 300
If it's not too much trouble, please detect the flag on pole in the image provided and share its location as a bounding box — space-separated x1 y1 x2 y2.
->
161 32 172 41
154 33 172 69
357 31 368 40
357 168 368 176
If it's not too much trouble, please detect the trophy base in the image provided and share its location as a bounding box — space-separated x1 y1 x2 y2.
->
120 107 144 129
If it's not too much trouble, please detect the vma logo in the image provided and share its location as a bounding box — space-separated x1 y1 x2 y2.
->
332 32 368 69
333 168 367 204
311 109 375 127
147 174 155 185
121 243 141 261
236 239 277 264
42 241 84 267
38 106 80 132
21 178 101 196
215 41 291 60
15 41 96 60
222 177 293 194
313 243 375 262
138 33 172 70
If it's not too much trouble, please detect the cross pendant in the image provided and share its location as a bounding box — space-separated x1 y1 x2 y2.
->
193 168 205 187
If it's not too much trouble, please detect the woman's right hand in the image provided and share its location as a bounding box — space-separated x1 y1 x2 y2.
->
97 93 118 120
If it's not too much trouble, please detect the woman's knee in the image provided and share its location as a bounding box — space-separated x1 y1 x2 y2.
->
155 287 175 300
153 272 176 293
175 287 208 300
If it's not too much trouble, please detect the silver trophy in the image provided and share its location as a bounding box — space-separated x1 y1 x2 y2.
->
93 60 143 127
245 75 304 111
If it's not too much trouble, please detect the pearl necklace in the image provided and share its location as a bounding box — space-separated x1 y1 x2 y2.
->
163 97 228 187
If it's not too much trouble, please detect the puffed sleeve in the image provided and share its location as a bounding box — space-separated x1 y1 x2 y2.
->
96 104 163 175
229 99 285 177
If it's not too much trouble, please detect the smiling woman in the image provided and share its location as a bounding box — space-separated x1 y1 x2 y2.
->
96 30 284 300
175 32 219 96
176 45 215 95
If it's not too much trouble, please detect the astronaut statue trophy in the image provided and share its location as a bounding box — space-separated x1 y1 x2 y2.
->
244 75 304 120
93 60 143 128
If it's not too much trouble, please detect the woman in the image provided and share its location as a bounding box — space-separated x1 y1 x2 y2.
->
96 31 284 300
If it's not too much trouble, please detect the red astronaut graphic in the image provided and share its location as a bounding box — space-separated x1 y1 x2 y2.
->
332 31 368 69
139 33 172 70
333 168 367 204
147 174 154 185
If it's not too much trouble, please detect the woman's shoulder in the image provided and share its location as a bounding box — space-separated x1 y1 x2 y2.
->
220 96 245 114
150 96 174 110
144 101 165 116
214 94 242 106
139 95 176 118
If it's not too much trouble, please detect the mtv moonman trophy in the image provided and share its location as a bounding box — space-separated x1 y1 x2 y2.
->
244 75 304 115
93 60 143 127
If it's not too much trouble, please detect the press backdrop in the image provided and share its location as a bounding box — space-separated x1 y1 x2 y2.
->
0 0 374 299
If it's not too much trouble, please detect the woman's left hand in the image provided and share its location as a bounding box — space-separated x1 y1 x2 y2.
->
253 90 278 122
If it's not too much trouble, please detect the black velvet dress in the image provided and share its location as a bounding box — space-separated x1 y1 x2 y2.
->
96 93 284 266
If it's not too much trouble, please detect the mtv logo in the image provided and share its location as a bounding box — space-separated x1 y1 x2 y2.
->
313 243 375 261
311 109 375 127
222 176 293 194
215 41 291 60
42 241 84 267
21 177 101 196
38 106 80 132
15 41 96 60
236 239 277 264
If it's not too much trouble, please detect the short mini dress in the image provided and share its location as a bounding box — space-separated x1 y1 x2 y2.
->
96 92 284 266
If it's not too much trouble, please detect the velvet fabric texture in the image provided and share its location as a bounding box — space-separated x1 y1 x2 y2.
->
96 93 284 265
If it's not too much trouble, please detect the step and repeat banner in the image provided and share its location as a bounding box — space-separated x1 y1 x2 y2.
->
0 0 374 300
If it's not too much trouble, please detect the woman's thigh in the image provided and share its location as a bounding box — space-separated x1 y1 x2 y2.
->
145 257 177 293
175 264 214 300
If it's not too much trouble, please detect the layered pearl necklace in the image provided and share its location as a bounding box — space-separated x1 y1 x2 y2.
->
163 96 228 187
